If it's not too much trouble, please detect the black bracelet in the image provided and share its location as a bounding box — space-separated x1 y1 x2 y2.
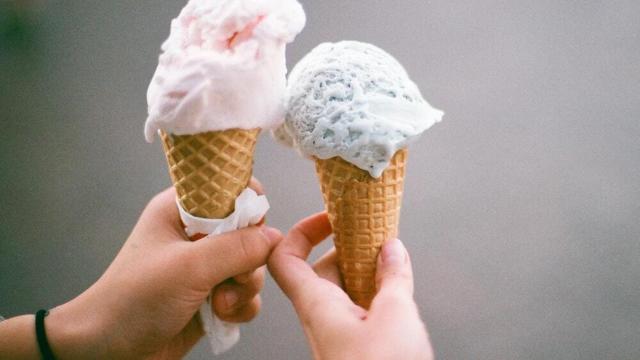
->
35 309 57 360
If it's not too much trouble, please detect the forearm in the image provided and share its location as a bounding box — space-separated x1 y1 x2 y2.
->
0 297 112 360
0 315 40 359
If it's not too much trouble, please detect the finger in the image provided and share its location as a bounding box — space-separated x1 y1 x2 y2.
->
233 267 261 284
374 239 413 295
186 226 283 287
286 212 333 257
233 271 252 284
211 278 261 318
268 213 360 321
136 187 185 239
369 239 417 321
211 268 265 316
249 177 265 195
215 295 262 323
236 267 266 292
312 248 342 287
268 212 332 300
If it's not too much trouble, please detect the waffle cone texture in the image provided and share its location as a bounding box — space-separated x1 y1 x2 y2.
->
160 129 260 219
315 149 407 308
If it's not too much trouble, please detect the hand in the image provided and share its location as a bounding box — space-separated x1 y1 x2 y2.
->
44 182 283 359
268 213 433 360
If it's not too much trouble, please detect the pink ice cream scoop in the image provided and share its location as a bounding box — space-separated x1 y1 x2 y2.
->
145 0 306 142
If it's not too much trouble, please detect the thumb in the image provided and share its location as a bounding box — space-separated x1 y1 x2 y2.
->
369 239 416 316
187 226 283 286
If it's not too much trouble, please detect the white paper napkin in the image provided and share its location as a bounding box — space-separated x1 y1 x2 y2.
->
176 188 270 355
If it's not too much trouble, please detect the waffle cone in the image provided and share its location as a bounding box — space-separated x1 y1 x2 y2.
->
160 129 260 219
315 149 407 308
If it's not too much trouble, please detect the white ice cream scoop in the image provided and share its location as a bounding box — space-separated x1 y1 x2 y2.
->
278 41 443 177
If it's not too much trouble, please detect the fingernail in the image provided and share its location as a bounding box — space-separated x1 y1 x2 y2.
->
224 290 239 310
380 239 406 266
260 226 282 244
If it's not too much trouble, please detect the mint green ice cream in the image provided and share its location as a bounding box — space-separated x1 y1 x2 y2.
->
276 41 443 178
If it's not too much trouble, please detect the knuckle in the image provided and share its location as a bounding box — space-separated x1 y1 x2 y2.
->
221 297 261 323
289 223 306 239
246 271 265 293
238 232 256 263
147 188 173 210
146 193 162 209
238 228 270 263
233 272 252 284
254 267 266 282
249 177 265 194
380 266 412 283
211 291 228 316
376 288 415 309
393 268 413 282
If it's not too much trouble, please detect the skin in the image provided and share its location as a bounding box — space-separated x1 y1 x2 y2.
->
0 179 283 359
0 183 434 359
268 213 434 360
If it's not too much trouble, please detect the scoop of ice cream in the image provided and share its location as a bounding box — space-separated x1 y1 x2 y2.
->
144 0 306 142
278 41 443 177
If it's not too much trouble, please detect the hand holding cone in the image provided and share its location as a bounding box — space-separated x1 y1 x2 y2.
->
278 43 441 308
315 149 408 308
160 129 260 220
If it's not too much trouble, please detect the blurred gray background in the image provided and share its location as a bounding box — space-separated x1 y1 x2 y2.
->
1 0 639 359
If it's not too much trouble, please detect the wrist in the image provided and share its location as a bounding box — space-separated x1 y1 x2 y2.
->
45 295 112 359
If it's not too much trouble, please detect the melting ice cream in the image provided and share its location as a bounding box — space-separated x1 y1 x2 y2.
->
279 41 443 177
145 0 306 142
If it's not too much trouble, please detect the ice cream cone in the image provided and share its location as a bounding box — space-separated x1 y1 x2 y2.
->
315 149 407 308
160 128 260 219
